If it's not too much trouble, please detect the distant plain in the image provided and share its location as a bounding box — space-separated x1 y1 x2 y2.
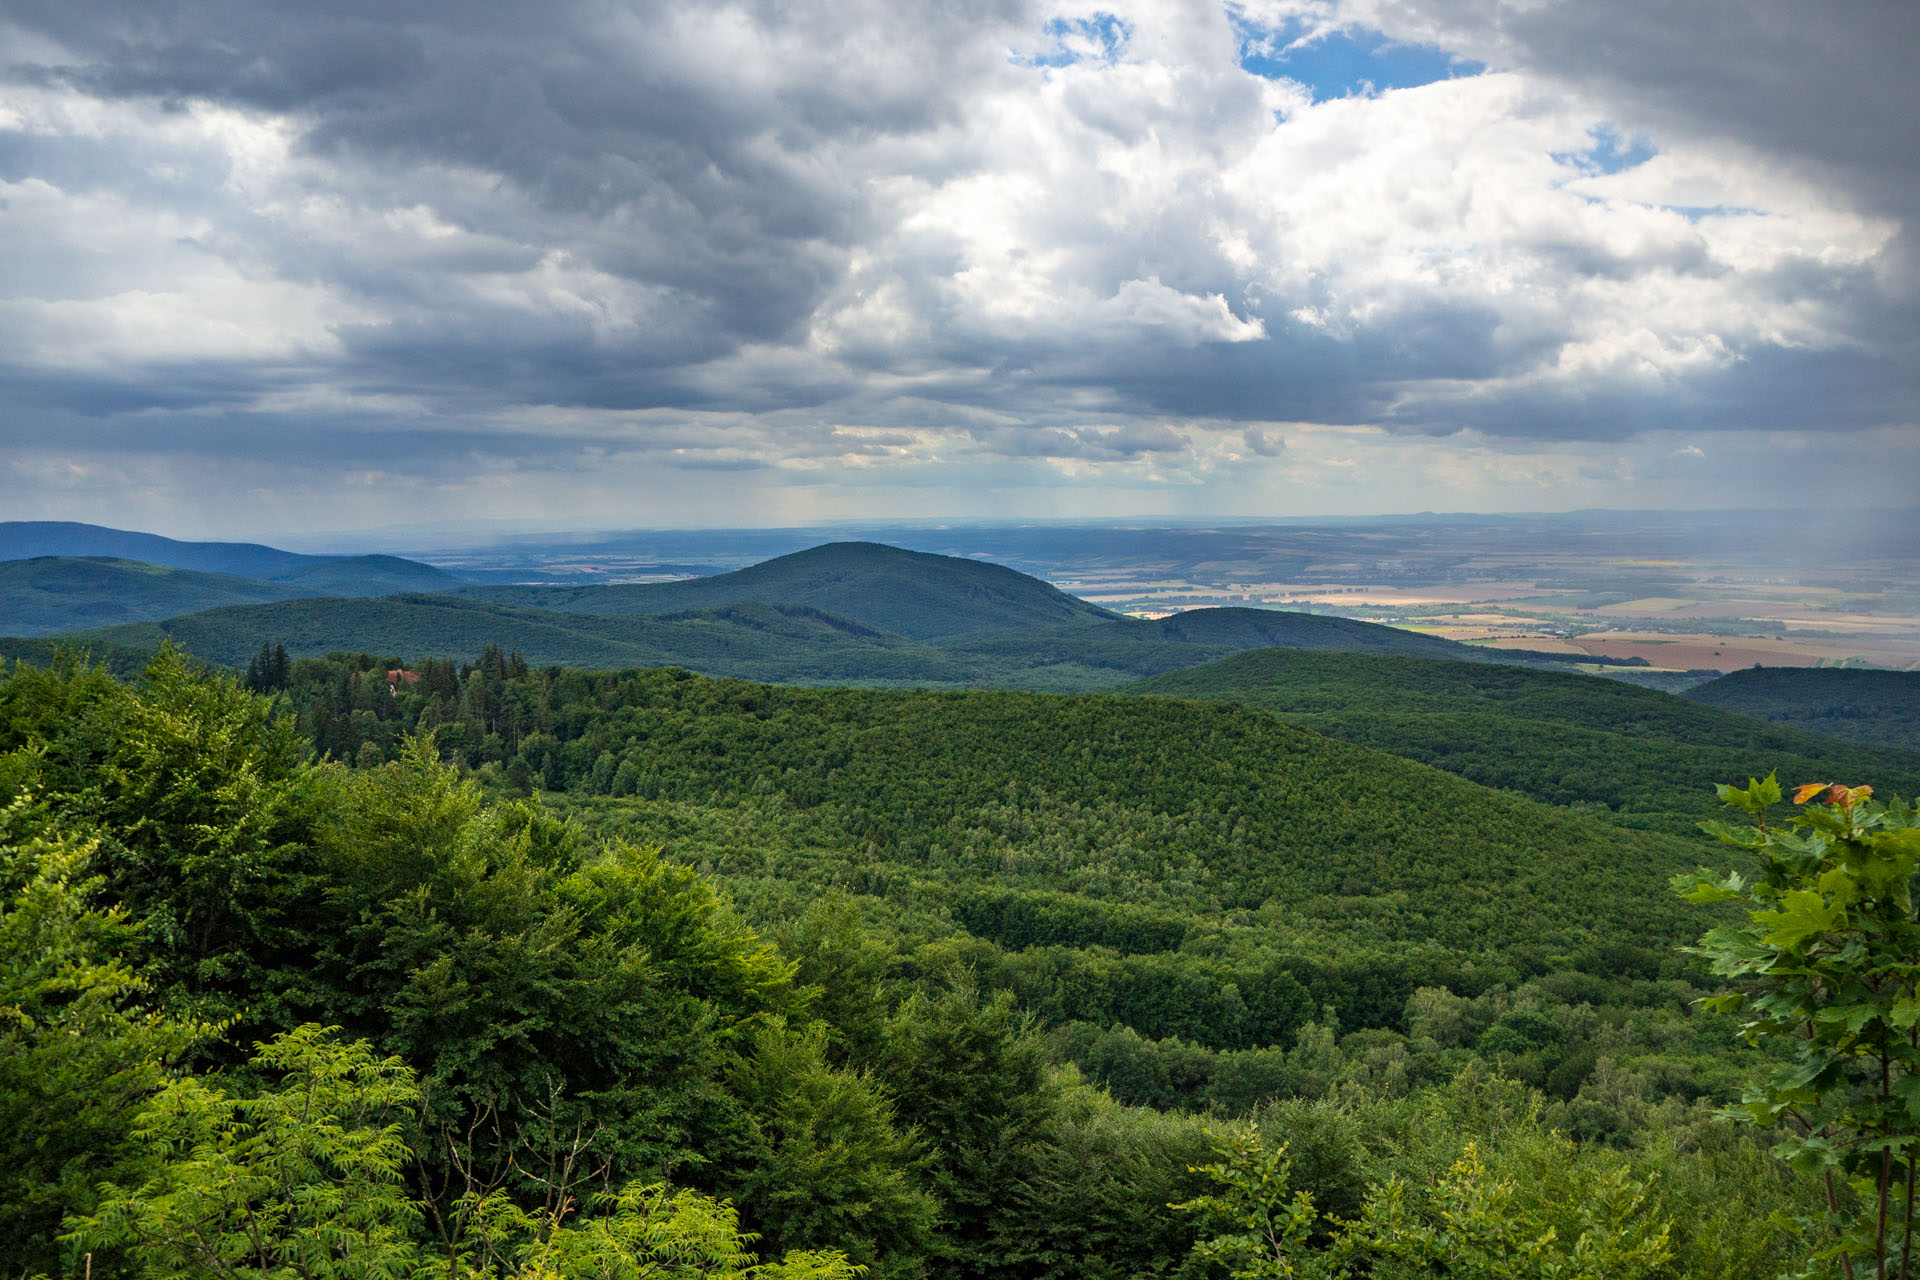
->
403 511 1920 676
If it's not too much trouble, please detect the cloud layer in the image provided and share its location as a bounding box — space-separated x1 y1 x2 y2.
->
2 0 1914 532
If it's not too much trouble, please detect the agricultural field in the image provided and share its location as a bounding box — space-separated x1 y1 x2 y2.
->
412 513 1920 676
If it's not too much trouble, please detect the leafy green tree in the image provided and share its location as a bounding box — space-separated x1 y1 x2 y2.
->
773 895 899 1068
523 1181 865 1280
73 1024 868 1280
1175 1101 1678 1280
0 804 205 1276
306 738 805 1230
0 645 320 1022
1347 1141 1672 1280
72 1024 426 1280
243 643 271 693
1171 1123 1328 1279
880 977 1055 1277
996 1074 1210 1280
721 1021 936 1277
1677 776 1920 1279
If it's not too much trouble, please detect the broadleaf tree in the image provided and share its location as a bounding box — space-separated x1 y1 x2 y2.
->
1676 775 1920 1280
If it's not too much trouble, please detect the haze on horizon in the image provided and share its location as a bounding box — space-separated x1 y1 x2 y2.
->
3 0 1916 539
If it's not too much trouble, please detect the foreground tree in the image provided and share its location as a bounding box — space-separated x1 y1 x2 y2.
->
1173 1120 1672 1280
72 1024 865 1280
0 807 204 1276
1677 776 1920 1279
74 1025 427 1279
1170 1124 1325 1279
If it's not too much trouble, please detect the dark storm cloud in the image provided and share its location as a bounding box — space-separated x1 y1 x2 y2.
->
6 0 1019 360
1368 0 1920 223
0 395 911 482
969 422 1190 461
1242 427 1284 456
1374 345 1914 442
0 362 293 417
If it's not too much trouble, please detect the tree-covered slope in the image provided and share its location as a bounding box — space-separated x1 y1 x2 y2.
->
957 608 1506 674
297 658 1709 982
1148 607 1489 657
0 632 170 676
261 553 463 595
451 541 1118 639
74 580 1593 689
1123 648 1920 830
1 522 460 590
267 651 1818 1189
74 595 1004 683
535 675 1707 962
1686 665 1920 751
1 651 1820 1280
41 539 1635 688
0 556 314 635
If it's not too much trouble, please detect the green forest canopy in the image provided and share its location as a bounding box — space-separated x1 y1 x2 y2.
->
1123 647 1920 832
2 647 1884 1278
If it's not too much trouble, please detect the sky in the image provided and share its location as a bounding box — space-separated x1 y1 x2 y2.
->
2 0 1916 537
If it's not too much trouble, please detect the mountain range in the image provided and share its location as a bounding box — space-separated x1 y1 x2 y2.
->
0 523 463 636
1 523 1908 766
5 534 1624 689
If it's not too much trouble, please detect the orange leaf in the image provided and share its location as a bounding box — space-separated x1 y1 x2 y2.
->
1794 782 1831 805
1836 784 1873 810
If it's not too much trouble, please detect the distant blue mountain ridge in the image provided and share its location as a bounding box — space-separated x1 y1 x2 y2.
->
2 529 1622 691
0 522 465 635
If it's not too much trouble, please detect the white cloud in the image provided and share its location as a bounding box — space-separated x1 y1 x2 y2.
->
0 0 1912 529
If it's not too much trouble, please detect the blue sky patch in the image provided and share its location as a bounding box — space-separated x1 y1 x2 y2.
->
1556 125 1658 176
1233 16 1481 100
1017 13 1132 68
1660 203 1762 221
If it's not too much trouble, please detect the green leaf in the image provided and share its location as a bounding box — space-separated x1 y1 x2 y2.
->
1891 1073 1920 1126
1754 889 1845 949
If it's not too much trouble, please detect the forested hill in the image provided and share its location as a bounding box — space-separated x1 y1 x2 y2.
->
0 523 468 634
1123 647 1920 832
0 554 476 638
1151 606 1481 656
530 674 1712 962
259 650 1792 1156
1686 665 1920 751
14 533 1670 686
259 553 464 595
451 540 1118 639
0 631 166 676
0 557 312 635
270 652 1713 987
959 606 1591 669
60 540 1650 688
70 596 994 682
70 593 1609 689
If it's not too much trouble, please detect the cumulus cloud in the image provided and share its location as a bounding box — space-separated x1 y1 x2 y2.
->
0 0 1912 530
1243 427 1286 457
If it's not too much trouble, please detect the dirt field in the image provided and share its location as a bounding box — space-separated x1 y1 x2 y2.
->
1479 631 1920 671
